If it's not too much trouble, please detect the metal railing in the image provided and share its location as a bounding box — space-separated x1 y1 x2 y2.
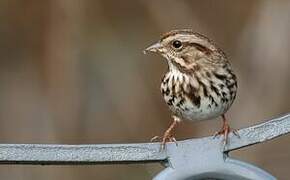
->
0 113 289 180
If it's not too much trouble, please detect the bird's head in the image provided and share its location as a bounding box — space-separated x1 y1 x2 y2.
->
144 29 226 71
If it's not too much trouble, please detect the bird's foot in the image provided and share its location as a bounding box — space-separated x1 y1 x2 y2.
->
213 123 239 146
151 131 177 150
151 119 179 150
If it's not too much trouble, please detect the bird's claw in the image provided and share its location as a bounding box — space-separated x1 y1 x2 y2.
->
151 133 178 150
213 123 239 146
232 129 240 138
150 136 161 142
161 134 178 150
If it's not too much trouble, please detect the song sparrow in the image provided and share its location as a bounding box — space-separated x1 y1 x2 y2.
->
144 29 238 149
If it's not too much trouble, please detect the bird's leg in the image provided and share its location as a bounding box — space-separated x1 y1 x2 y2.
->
214 114 239 145
151 116 180 150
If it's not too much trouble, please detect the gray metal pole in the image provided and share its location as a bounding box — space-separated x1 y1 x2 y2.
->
0 143 166 165
0 113 289 179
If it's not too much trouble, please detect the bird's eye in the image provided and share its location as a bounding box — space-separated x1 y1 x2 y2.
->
172 40 182 49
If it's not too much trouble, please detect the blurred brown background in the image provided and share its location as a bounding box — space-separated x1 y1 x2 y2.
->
0 0 290 179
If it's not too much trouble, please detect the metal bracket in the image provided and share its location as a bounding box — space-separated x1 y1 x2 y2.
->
0 113 289 180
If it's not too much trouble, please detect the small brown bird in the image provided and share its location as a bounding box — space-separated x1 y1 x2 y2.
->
144 29 238 149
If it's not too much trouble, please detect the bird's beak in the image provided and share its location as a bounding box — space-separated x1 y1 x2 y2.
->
143 42 162 54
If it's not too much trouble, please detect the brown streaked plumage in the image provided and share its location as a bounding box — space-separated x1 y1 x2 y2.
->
144 29 238 149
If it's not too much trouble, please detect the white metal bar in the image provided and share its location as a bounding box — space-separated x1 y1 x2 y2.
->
0 113 288 165
0 143 166 165
225 113 290 152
